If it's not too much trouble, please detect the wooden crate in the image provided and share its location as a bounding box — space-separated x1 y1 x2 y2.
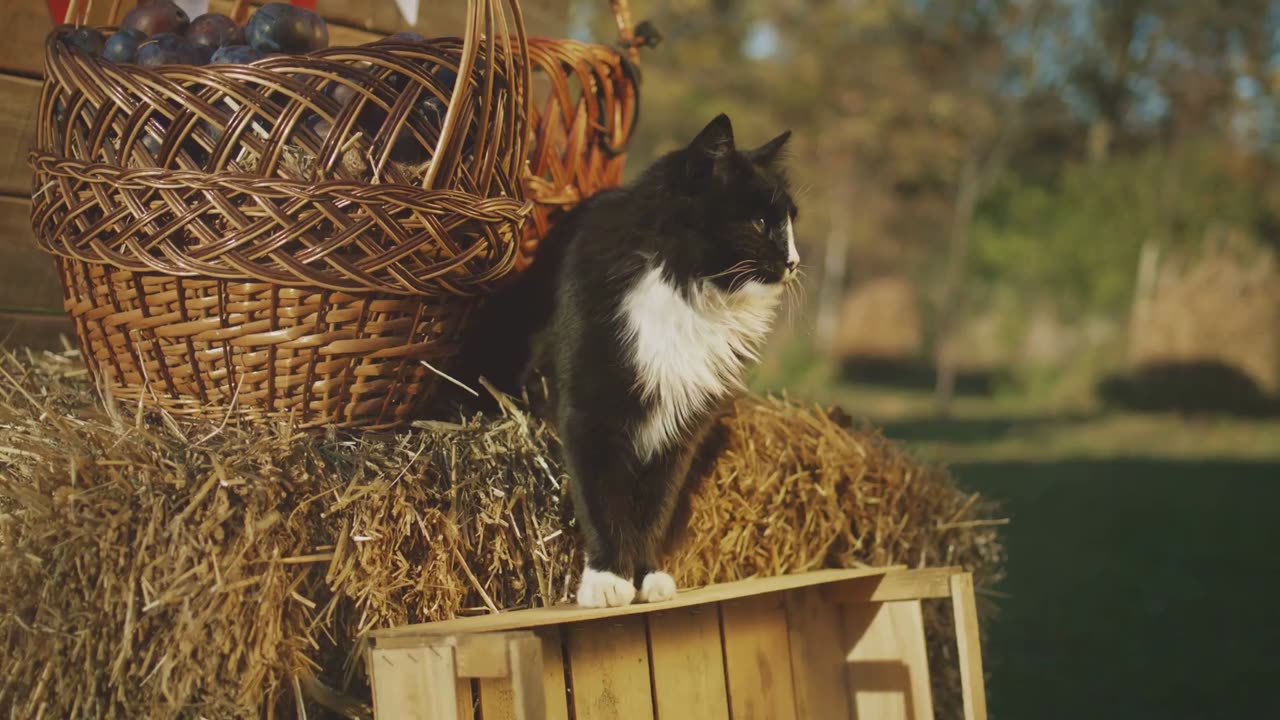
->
366 566 988 720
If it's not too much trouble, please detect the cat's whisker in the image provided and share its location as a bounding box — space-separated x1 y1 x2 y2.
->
727 271 754 295
783 281 800 325
794 273 810 312
704 260 757 281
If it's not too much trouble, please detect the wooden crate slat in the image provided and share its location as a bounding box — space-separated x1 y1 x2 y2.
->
369 645 462 720
507 634 546 720
374 566 900 641
784 586 854 719
566 616 654 720
457 678 478 720
479 676 516 719
841 600 935 720
950 573 988 720
647 605 731 719
825 566 960 604
720 593 799 720
537 628 571 720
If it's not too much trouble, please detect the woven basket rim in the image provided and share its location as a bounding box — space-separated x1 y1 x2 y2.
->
46 24 494 70
29 151 534 296
29 150 533 213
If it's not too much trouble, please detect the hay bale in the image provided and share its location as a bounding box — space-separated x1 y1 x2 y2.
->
0 348 1003 718
1129 235 1280 392
832 276 923 360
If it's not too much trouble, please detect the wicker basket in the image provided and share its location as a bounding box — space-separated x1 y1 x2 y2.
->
28 0 642 429
517 12 643 268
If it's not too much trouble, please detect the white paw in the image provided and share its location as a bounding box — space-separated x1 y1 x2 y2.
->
637 571 677 603
577 567 637 608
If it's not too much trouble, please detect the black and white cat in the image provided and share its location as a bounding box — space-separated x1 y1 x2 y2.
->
461 113 799 607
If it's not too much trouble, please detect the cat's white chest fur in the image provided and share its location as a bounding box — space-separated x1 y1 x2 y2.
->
619 265 782 460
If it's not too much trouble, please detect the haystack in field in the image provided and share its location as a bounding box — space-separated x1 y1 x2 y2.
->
0 348 1004 719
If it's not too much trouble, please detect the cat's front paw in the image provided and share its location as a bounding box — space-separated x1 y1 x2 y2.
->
637 571 677 603
577 567 637 608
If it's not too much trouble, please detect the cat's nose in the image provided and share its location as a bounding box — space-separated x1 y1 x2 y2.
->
786 258 799 272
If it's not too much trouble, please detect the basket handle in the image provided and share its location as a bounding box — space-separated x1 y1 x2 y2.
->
609 0 640 63
61 0 84 25
419 0 531 190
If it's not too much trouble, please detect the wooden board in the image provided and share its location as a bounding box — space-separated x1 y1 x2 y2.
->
478 675 516 719
537 628 571 720
785 586 853 719
841 601 935 720
369 645 462 720
0 74 41 197
720 593 798 720
457 679 477 720
565 616 653 720
0 196 62 311
647 605 730 719
374 566 898 641
0 3 50 77
0 311 73 351
508 634 547 720
950 573 988 720
825 566 958 604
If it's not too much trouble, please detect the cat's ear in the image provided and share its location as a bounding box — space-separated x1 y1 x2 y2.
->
689 113 736 155
685 114 736 182
745 130 791 167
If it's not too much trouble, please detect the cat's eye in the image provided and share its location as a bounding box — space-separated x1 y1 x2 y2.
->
751 218 767 232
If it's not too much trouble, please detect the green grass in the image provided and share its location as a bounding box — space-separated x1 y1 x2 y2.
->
795 381 1280 719
821 383 1280 463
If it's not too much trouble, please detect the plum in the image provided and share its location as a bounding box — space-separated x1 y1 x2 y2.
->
66 27 106 55
434 66 458 92
121 1 190 36
102 29 146 62
209 45 265 64
413 67 458 122
136 33 203 66
190 44 214 65
186 13 243 49
387 127 429 164
245 3 329 54
384 31 427 43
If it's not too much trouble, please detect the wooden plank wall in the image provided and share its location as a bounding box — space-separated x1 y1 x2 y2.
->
0 0 569 349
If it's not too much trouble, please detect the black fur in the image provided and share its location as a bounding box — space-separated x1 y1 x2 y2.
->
459 114 797 592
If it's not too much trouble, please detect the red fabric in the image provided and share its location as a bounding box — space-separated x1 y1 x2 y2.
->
48 0 72 24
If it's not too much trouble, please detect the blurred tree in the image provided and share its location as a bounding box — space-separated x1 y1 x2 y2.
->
569 0 1280 405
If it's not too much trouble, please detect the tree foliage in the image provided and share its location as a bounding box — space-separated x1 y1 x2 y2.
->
577 0 1280 379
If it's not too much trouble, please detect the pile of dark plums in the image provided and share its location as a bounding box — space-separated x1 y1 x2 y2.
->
57 1 471 170
64 1 328 66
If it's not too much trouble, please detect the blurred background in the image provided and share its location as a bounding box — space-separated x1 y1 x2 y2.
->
1 0 1278 717
581 1 1280 717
